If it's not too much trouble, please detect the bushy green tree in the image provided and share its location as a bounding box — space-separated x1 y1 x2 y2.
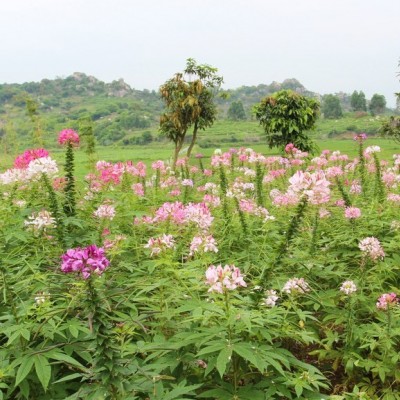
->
227 100 246 120
350 90 367 111
369 93 386 115
159 58 223 167
254 89 320 153
322 94 343 119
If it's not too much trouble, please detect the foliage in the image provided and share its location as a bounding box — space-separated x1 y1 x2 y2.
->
369 94 387 116
350 91 367 112
159 58 223 166
322 94 343 119
227 101 246 121
1 130 400 399
254 89 320 153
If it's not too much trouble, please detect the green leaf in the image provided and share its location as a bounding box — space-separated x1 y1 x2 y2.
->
53 373 83 384
47 351 86 370
216 346 232 378
163 384 202 400
15 356 35 387
35 355 51 391
233 343 263 371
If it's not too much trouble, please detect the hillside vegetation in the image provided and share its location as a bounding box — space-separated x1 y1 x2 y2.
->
0 73 396 150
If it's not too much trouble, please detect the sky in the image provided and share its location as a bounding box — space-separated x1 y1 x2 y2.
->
0 0 399 106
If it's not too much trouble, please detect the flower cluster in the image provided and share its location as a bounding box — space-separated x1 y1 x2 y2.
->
61 245 110 279
189 235 218 256
205 264 246 293
288 170 331 205
282 278 310 294
344 207 361 219
376 293 398 310
358 237 385 261
340 280 357 295
263 290 279 307
93 204 116 220
14 148 49 169
24 210 56 232
58 129 80 145
144 234 176 257
26 157 59 180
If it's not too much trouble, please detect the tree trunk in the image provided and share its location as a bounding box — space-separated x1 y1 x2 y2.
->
186 121 198 158
173 141 183 170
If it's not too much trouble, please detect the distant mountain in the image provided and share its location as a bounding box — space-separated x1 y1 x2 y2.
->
0 73 383 147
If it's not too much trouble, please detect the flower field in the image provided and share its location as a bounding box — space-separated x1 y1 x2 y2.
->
0 132 400 400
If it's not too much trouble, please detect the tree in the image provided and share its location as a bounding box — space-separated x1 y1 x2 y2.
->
159 58 223 167
227 100 246 120
322 94 343 119
369 94 386 115
254 89 320 153
350 90 367 111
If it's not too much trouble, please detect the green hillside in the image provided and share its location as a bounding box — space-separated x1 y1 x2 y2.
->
0 73 396 151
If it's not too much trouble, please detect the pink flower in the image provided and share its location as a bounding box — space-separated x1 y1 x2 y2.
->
61 245 110 279
359 237 385 260
263 290 279 307
189 235 218 256
58 129 80 145
282 278 310 294
376 293 398 310
14 148 49 169
132 183 145 196
205 264 246 293
344 207 361 219
144 234 175 257
94 204 116 220
354 133 367 142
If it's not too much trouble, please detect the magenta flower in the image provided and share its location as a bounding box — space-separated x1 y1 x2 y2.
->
58 129 80 146
205 264 246 293
61 245 110 279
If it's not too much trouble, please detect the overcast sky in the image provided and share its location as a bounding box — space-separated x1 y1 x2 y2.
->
1 0 399 106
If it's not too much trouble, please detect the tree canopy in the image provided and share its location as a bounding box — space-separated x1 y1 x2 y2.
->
369 94 386 115
227 100 246 120
322 94 343 119
350 91 367 112
254 89 320 153
159 58 223 167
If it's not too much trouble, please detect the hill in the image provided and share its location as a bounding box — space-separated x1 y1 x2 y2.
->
0 73 395 149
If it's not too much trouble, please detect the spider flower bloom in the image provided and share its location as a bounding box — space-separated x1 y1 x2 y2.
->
14 148 50 169
358 237 385 261
25 210 56 232
189 235 218 256
205 264 246 294
353 133 367 142
61 245 110 279
93 204 116 220
26 157 59 180
144 234 175 257
376 293 398 310
263 290 279 307
340 280 357 295
344 207 361 219
282 278 310 294
58 129 80 145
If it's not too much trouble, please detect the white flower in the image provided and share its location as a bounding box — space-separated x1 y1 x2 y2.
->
27 157 59 180
340 280 357 295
